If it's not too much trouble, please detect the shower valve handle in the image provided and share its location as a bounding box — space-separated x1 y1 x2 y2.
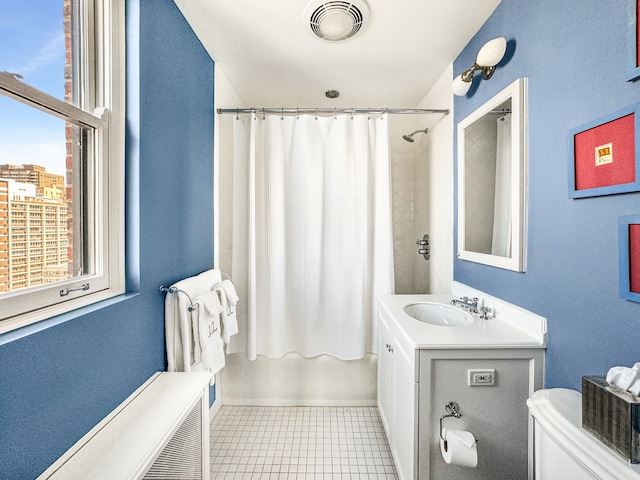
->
417 234 430 261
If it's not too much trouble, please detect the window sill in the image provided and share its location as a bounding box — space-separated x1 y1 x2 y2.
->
0 291 140 345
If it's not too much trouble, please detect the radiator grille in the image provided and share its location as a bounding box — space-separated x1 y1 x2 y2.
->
143 398 203 479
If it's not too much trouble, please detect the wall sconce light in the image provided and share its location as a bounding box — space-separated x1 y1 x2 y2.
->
452 37 507 96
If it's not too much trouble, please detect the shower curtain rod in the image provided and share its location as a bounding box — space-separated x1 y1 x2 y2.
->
217 107 450 116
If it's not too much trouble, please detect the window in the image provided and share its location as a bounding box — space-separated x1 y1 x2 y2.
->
0 0 124 333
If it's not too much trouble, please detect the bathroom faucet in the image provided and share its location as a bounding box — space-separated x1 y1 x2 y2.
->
450 296 480 313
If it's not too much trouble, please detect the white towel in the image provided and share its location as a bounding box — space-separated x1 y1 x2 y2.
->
629 377 640 396
628 362 640 396
215 280 239 345
193 291 225 376
606 362 640 396
191 290 222 364
164 269 222 373
221 279 240 306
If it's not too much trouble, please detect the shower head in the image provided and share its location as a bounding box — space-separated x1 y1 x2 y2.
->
402 128 429 142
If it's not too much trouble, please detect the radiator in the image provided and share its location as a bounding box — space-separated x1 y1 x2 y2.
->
38 372 211 480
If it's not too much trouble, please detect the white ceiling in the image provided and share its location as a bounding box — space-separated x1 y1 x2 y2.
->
173 0 501 109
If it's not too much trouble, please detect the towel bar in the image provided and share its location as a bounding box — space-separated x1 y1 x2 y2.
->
159 271 232 312
159 285 198 312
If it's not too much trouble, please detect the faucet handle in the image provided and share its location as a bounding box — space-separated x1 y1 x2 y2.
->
479 306 492 320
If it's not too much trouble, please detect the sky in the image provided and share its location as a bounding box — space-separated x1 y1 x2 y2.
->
0 1 68 177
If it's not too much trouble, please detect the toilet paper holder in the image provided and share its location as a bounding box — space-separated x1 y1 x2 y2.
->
439 401 479 444
439 401 462 441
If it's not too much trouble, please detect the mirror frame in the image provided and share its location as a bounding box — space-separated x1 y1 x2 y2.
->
457 77 528 272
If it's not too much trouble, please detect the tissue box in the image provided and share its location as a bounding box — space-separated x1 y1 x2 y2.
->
582 375 640 463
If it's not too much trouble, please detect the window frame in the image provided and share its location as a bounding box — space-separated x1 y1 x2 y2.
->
0 0 125 334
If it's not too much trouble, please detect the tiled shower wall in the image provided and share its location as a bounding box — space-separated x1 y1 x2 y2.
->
390 116 430 294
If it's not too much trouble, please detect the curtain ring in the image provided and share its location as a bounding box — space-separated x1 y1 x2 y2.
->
235 108 239 120
297 107 300 119
350 107 354 120
315 107 318 120
281 107 284 120
262 107 265 120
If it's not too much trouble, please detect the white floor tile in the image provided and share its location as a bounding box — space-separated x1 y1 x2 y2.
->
210 406 397 480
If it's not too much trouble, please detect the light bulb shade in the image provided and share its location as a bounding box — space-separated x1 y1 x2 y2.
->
476 37 507 67
452 74 472 96
317 12 356 40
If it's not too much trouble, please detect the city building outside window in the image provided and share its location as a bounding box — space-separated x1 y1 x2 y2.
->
0 0 125 333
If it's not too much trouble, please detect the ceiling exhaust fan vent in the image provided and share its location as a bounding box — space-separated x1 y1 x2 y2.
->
304 0 370 42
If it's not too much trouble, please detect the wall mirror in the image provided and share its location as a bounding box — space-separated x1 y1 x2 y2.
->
457 77 527 272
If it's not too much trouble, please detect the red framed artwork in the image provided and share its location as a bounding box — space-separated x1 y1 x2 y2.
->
628 0 640 80
568 104 640 198
619 215 640 302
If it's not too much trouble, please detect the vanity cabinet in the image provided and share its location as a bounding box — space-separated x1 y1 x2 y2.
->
377 292 546 480
377 311 417 480
419 348 544 480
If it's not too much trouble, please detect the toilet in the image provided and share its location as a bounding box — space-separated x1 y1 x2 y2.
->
527 388 640 480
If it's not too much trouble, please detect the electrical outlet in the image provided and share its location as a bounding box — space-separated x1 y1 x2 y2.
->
468 369 495 386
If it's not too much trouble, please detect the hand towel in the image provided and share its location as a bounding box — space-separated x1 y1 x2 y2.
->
215 280 239 345
220 279 240 306
164 268 222 373
191 290 223 364
193 291 225 376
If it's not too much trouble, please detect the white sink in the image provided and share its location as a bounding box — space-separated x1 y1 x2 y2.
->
403 302 474 327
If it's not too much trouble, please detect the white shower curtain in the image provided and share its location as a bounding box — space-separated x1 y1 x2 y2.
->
229 113 395 360
491 115 512 257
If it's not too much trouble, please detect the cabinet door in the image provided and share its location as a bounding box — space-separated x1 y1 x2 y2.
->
377 320 393 435
392 346 417 480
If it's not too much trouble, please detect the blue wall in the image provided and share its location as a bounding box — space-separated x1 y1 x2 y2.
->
0 1 214 478
454 0 640 390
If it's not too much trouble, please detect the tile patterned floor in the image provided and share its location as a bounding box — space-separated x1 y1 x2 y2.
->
210 406 398 480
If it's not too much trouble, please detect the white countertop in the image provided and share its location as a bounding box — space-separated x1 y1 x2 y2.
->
378 293 547 349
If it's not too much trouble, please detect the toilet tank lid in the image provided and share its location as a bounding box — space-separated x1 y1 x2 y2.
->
527 388 581 429
527 388 640 480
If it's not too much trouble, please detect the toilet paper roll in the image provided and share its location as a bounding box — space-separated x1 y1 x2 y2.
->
440 428 478 468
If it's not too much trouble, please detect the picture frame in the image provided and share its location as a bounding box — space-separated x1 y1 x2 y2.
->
619 214 640 302
568 103 640 198
628 0 640 81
